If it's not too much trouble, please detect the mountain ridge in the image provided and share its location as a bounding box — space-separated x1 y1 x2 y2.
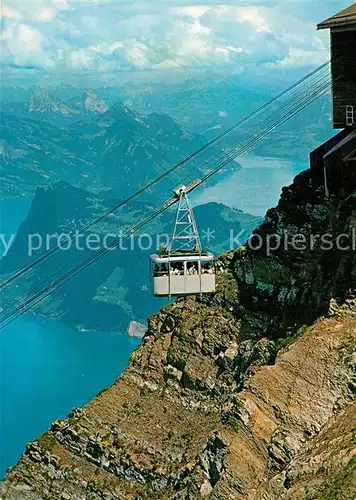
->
0 163 355 498
0 101 231 200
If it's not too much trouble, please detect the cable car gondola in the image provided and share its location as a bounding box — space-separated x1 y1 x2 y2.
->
150 185 215 297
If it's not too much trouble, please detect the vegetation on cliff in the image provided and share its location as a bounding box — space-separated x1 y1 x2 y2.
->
0 169 355 499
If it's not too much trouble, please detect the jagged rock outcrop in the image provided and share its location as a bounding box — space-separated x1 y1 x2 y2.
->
0 297 354 499
234 169 356 334
1 171 355 499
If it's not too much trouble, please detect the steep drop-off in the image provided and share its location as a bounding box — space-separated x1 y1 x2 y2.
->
0 169 355 499
234 168 356 332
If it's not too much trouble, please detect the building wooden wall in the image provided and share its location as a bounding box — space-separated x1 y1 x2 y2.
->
324 132 356 197
331 29 356 129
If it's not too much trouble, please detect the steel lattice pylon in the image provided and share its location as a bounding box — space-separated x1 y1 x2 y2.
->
168 187 202 254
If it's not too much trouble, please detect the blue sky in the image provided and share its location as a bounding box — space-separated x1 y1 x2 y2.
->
0 1 352 83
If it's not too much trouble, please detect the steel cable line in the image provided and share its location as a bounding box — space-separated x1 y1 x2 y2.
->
171 67 333 181
4 66 333 306
1 69 334 322
197 75 337 187
1 80 333 328
0 70 335 329
0 60 333 291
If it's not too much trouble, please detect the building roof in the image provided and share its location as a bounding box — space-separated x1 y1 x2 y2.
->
323 129 356 159
318 4 356 30
344 148 356 161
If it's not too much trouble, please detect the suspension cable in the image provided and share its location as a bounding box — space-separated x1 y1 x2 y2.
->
0 68 335 329
0 60 333 291
3 65 333 306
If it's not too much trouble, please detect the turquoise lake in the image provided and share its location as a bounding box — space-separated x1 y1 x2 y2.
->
0 157 305 477
0 198 140 477
0 316 140 477
194 156 307 216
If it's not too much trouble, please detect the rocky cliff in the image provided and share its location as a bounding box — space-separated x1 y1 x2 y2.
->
233 168 356 333
0 169 355 499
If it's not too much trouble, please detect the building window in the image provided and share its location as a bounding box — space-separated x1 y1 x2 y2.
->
346 105 354 126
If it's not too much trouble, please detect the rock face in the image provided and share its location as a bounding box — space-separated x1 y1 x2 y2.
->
0 299 354 499
27 91 79 117
127 321 147 338
69 91 109 115
0 170 355 499
234 169 356 334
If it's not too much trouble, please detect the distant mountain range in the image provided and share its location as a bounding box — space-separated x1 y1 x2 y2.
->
117 76 335 159
0 75 335 205
1 93 234 200
1 76 334 161
2 90 109 125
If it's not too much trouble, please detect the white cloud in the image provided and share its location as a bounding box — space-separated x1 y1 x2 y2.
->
38 8 57 22
1 1 346 76
4 0 71 22
235 6 271 34
270 46 329 67
0 5 22 20
1 22 54 68
89 42 124 55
